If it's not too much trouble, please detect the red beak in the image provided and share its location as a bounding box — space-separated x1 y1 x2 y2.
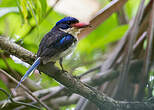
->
72 22 90 28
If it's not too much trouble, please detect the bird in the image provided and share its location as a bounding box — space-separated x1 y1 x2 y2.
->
15 17 89 89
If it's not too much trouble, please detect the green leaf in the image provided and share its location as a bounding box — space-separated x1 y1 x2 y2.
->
21 0 28 23
94 24 129 50
0 81 9 100
27 0 38 25
17 0 24 24
40 73 59 88
125 0 150 19
0 0 18 7
32 0 41 24
0 13 22 37
0 58 27 75
125 0 140 19
39 0 47 16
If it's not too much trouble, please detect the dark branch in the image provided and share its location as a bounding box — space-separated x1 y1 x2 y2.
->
0 36 36 64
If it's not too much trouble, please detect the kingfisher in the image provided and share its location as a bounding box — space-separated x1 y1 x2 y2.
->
15 17 89 89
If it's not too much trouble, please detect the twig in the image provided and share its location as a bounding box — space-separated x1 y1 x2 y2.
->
77 65 101 79
86 69 119 86
75 97 88 110
115 0 146 95
133 32 147 50
116 7 128 25
40 87 66 100
50 94 79 106
0 53 21 79
16 94 79 110
0 88 41 110
0 87 65 109
137 1 154 100
0 69 51 110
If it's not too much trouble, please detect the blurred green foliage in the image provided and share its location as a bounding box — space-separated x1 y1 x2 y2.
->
0 0 146 109
0 80 8 100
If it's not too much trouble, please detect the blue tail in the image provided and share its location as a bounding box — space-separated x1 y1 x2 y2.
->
15 57 41 90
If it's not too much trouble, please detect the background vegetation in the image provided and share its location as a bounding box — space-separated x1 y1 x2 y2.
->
0 0 153 110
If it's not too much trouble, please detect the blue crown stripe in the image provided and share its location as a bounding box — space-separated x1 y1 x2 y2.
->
56 17 78 25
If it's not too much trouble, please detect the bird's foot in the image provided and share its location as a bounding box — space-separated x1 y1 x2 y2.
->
59 58 68 73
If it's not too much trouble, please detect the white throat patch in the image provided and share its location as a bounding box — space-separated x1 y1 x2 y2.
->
60 27 80 39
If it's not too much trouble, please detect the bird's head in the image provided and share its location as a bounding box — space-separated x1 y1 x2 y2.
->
55 17 89 37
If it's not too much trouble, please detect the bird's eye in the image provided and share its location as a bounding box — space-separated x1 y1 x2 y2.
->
66 21 71 25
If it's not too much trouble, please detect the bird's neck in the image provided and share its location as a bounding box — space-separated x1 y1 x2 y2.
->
60 27 80 39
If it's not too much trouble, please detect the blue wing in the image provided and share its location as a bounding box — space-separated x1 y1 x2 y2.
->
37 33 77 58
60 35 74 44
15 57 41 90
55 34 76 50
